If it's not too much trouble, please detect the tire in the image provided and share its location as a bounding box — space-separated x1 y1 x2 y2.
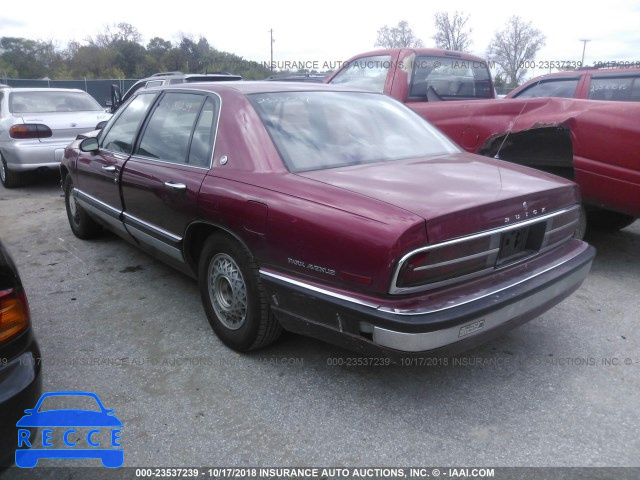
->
198 234 281 351
0 155 22 188
588 209 636 233
64 176 101 239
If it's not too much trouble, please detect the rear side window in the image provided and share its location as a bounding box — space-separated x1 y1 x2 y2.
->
188 98 218 167
410 56 493 100
588 76 640 101
513 78 579 99
137 92 213 165
330 55 391 92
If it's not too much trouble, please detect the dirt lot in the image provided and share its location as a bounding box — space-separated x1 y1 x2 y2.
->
1 174 639 475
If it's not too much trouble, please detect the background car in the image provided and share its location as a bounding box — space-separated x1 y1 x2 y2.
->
0 86 111 188
265 73 326 82
109 71 242 112
61 82 594 357
507 65 640 101
0 240 42 468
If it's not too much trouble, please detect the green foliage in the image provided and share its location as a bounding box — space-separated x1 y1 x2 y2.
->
0 25 271 81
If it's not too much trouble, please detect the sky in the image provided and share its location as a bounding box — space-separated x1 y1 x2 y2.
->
2 0 640 78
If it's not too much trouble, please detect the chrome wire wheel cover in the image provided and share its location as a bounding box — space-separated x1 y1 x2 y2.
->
208 253 248 330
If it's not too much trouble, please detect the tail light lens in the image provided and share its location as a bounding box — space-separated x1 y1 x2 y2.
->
9 124 53 139
396 235 499 289
0 288 30 343
392 206 580 294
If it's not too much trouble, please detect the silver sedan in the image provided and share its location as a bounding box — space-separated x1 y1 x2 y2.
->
0 86 111 188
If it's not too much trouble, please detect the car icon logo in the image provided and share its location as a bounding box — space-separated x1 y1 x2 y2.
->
15 391 123 468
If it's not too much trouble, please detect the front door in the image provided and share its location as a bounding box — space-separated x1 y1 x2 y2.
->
75 92 158 234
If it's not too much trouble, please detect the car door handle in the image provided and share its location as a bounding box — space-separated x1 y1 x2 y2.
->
164 181 187 191
102 165 117 173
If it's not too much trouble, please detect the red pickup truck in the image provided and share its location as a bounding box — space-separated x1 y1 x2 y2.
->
327 48 640 235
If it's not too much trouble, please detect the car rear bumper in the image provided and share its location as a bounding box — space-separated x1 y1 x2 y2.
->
0 330 42 468
261 240 595 356
1 141 68 171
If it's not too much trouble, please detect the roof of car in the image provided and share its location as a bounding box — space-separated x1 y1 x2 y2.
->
523 66 640 81
148 81 374 95
349 47 489 63
265 73 326 82
1 87 87 93
138 71 242 82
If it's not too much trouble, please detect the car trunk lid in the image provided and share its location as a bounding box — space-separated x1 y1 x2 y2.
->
18 111 111 143
298 153 579 243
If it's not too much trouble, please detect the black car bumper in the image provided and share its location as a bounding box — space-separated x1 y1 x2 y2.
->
0 329 42 468
261 240 595 356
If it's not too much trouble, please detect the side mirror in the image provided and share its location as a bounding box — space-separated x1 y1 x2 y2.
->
80 137 99 153
110 85 122 113
95 121 108 130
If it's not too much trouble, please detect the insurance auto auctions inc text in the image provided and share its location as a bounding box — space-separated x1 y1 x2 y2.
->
187 467 495 478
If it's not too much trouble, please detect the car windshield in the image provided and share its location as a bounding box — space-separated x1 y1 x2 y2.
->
9 91 103 113
249 91 459 172
410 56 493 99
37 394 102 413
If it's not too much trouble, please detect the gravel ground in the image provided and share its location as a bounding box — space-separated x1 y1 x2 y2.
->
0 174 638 478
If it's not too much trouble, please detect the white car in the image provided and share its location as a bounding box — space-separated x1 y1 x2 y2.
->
0 86 111 188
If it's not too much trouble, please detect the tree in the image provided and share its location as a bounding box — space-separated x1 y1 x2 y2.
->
112 40 147 77
88 22 143 48
487 16 545 87
433 11 472 52
0 37 49 78
375 21 423 48
147 37 172 61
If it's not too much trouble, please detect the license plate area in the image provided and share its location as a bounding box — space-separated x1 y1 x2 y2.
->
496 223 545 267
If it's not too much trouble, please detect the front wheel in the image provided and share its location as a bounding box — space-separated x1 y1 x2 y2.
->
64 176 101 239
198 234 281 351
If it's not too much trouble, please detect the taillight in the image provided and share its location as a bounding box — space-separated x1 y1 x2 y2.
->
0 288 30 343
9 124 53 139
392 206 581 294
396 235 498 289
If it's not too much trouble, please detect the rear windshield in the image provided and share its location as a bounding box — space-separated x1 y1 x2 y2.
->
410 56 493 99
9 91 103 113
249 91 458 172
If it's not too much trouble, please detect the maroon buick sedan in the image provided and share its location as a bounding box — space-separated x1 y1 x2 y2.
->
60 82 595 356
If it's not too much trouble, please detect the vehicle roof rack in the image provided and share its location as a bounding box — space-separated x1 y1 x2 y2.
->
151 71 184 77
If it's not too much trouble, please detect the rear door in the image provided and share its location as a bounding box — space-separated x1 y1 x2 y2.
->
120 91 219 263
74 92 158 234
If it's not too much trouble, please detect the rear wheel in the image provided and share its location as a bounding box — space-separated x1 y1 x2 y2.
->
64 176 101 239
198 234 281 351
0 155 22 188
588 209 636 233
